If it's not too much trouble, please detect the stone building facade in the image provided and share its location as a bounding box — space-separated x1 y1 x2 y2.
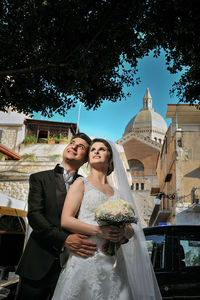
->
0 110 79 206
150 104 200 226
0 110 78 152
24 118 77 142
0 111 27 150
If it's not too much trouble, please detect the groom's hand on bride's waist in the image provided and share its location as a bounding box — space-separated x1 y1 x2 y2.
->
64 234 97 258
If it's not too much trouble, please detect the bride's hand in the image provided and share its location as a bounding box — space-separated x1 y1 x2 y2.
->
97 225 125 242
124 224 135 239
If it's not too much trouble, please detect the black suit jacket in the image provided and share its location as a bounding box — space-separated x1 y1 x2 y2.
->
16 164 80 280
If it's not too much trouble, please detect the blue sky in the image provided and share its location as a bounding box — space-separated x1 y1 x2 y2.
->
34 50 182 142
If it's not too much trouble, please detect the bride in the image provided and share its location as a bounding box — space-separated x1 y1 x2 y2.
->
52 139 162 300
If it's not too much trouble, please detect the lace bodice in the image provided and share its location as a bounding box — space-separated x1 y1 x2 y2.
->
78 177 121 225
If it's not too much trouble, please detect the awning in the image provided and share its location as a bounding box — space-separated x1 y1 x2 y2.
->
0 143 20 160
0 206 27 217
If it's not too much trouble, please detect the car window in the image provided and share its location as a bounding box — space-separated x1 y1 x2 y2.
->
179 237 200 268
145 234 166 270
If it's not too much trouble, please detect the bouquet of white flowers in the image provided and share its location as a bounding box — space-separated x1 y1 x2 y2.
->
95 199 137 256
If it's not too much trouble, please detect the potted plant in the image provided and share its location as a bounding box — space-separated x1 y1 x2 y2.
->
58 136 69 144
23 135 37 145
47 136 57 144
0 153 8 161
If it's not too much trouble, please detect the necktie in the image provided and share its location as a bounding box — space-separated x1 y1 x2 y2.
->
63 172 75 190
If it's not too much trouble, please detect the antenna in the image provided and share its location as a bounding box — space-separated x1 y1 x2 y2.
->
76 103 81 133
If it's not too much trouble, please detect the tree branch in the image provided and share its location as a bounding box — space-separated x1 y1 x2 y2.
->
80 3 116 61
0 79 11 98
0 63 72 76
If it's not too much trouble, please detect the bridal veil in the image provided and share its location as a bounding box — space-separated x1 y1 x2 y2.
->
108 141 162 300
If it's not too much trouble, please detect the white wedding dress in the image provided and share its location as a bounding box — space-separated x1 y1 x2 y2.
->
52 177 132 300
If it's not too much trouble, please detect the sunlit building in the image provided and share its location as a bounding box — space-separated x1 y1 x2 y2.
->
117 88 167 226
150 104 200 226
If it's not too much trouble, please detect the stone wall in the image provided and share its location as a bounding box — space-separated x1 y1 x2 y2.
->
0 160 59 203
133 190 155 227
19 143 66 158
0 161 57 174
0 126 18 149
0 180 29 202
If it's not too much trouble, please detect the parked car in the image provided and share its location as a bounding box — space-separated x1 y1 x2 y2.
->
1 221 200 299
0 206 27 300
144 225 200 299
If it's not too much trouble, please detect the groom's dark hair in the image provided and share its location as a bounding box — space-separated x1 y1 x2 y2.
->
71 132 92 146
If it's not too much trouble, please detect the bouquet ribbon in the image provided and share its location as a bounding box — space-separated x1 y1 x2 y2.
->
112 244 118 269
102 240 119 269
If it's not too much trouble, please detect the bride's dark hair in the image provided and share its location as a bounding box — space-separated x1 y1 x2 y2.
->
89 138 114 175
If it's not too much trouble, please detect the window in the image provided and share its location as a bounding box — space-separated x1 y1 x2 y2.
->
136 183 139 190
179 237 200 268
165 173 172 182
165 137 168 154
38 130 48 139
128 159 144 172
141 183 144 190
161 153 165 169
145 234 166 270
177 138 182 147
192 187 200 204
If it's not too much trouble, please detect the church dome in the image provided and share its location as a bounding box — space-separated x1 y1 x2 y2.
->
124 89 167 141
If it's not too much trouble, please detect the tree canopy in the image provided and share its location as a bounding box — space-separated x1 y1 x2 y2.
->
0 0 199 116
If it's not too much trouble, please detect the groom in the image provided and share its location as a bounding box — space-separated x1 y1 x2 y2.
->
16 133 98 300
